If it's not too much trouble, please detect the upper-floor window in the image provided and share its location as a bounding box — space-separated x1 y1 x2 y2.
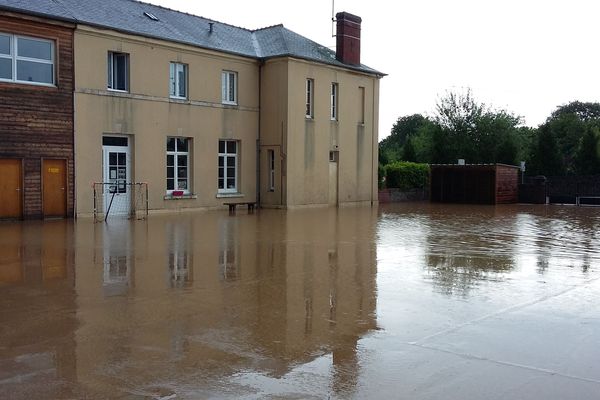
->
306 78 314 118
359 86 365 124
221 70 237 105
218 139 238 193
167 137 190 194
108 51 129 92
331 82 338 121
169 62 187 99
0 33 54 86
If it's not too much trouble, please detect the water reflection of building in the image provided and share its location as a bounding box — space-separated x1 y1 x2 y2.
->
0 220 77 399
167 220 193 287
97 221 137 297
67 208 378 398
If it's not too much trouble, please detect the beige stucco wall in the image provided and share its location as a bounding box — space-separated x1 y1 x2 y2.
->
74 26 259 216
259 58 380 208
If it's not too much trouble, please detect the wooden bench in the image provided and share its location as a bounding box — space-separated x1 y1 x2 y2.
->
223 202 256 215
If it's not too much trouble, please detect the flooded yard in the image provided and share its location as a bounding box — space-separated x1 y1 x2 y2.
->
1 203 599 399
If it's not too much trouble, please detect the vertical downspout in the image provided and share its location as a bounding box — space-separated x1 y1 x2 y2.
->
256 60 263 207
371 78 378 206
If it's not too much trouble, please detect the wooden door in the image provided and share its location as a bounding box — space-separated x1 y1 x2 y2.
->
43 159 67 218
0 159 22 219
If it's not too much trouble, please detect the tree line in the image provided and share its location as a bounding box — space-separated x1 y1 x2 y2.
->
379 90 600 176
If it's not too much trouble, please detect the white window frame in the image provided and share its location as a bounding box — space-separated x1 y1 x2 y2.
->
169 62 187 99
166 137 191 194
221 70 237 105
218 139 239 194
331 82 338 121
0 33 55 87
108 51 129 92
306 78 314 118
268 149 275 192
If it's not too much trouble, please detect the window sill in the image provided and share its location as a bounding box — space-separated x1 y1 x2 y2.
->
305 117 314 121
107 88 129 94
222 102 239 108
170 96 189 103
216 192 244 199
164 193 197 200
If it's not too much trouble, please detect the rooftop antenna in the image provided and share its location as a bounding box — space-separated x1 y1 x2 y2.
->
331 0 336 37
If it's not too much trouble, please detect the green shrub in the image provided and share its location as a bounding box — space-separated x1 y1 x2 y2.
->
384 161 429 190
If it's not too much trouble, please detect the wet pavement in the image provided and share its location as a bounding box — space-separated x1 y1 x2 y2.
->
0 203 599 399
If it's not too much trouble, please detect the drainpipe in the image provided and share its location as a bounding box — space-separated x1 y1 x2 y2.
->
256 60 264 207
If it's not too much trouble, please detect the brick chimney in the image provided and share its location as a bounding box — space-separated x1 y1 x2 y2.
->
336 12 361 65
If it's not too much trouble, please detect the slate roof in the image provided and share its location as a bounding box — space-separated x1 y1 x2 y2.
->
0 0 383 76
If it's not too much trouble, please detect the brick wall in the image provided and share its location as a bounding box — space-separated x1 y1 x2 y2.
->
0 14 74 218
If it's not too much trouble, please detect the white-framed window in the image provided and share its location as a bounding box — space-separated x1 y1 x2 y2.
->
331 82 338 120
169 62 187 99
0 33 54 86
268 149 275 192
167 137 190 194
218 139 238 193
221 70 237 104
359 86 365 124
306 78 314 118
108 51 129 91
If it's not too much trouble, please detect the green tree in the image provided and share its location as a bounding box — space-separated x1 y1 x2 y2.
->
529 125 564 176
402 137 417 162
379 114 432 164
575 126 600 175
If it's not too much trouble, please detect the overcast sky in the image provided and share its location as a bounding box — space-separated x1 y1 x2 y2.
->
148 0 600 140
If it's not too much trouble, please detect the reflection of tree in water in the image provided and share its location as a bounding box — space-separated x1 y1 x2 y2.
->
424 253 515 297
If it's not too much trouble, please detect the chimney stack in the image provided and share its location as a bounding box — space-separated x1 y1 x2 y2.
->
336 12 361 65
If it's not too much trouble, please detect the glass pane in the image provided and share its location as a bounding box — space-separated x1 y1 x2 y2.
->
17 37 52 60
118 153 126 165
167 166 174 178
226 156 236 167
228 73 235 101
16 60 53 84
227 167 235 177
167 138 175 151
227 178 235 189
218 178 224 189
0 35 10 55
114 54 127 90
177 138 188 152
218 156 224 167
218 140 225 153
169 63 175 95
167 154 174 166
218 167 224 178
177 167 187 179
178 67 186 97
177 179 187 190
109 153 117 165
227 141 236 154
177 155 187 167
103 136 128 146
167 178 174 190
0 58 11 79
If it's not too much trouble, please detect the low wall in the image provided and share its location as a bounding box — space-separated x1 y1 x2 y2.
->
378 188 428 203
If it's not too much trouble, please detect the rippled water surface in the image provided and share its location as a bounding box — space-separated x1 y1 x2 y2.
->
1 203 599 399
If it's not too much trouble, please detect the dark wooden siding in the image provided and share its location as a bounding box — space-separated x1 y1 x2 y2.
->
430 164 519 205
0 14 74 219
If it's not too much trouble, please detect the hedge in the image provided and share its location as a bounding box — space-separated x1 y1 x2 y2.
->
383 161 429 190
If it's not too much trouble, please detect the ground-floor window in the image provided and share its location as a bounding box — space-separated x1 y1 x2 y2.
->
268 149 275 191
218 140 238 193
167 137 190 193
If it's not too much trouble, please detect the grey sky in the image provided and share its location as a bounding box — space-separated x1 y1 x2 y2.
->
148 0 600 140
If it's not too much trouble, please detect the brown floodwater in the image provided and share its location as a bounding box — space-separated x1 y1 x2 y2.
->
1 203 599 399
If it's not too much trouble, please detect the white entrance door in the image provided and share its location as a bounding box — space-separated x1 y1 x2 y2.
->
102 137 131 217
